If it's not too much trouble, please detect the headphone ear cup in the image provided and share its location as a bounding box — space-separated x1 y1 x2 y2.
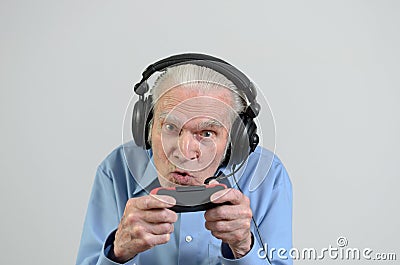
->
228 115 250 165
132 95 153 149
227 114 259 166
132 98 145 148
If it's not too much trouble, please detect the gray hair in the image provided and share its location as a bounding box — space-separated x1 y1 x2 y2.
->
151 64 245 114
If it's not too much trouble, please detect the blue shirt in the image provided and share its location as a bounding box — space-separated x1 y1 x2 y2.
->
76 142 293 265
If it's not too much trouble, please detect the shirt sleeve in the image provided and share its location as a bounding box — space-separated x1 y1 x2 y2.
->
99 230 139 265
219 235 272 265
76 166 123 265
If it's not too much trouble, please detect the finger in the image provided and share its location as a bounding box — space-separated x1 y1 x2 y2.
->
142 208 178 223
138 233 172 249
204 204 252 222
205 219 249 233
147 222 175 235
151 233 172 246
210 188 247 205
208 229 251 246
135 195 176 210
208 179 219 185
204 205 231 221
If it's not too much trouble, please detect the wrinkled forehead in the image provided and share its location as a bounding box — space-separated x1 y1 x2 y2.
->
154 87 235 125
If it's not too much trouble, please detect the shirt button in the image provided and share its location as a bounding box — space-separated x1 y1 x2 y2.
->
185 235 193 243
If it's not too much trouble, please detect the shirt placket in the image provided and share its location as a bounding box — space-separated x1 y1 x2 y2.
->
178 211 209 265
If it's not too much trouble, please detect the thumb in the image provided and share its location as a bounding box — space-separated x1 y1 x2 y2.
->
208 179 220 185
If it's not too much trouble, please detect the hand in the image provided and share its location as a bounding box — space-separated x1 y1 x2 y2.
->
204 182 253 259
111 195 177 263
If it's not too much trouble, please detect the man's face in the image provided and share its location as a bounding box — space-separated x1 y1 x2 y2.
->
151 85 234 187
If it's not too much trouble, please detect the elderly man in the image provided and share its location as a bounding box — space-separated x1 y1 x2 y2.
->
76 54 293 265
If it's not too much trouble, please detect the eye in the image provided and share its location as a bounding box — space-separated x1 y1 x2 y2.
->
164 123 177 132
162 123 179 135
200 131 214 138
165 124 176 131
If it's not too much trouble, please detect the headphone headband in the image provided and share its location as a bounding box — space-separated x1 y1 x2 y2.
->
135 53 228 87
134 53 257 105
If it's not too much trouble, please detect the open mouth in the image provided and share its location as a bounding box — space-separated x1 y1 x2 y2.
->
170 171 194 185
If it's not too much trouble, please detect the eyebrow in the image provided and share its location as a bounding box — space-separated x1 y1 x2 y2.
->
158 111 224 130
197 119 224 130
158 112 182 126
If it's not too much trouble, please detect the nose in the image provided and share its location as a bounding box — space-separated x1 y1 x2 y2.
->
176 130 200 161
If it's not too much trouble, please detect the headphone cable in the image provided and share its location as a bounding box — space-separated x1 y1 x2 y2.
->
231 164 271 264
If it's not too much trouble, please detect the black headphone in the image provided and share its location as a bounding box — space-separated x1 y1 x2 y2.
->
131 53 260 166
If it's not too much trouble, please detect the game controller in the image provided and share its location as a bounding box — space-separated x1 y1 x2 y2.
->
150 183 228 213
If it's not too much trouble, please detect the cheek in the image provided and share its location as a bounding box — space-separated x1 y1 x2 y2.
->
216 132 229 153
151 133 176 170
151 128 166 160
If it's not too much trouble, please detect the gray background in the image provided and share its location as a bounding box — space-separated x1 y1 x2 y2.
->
1 1 399 264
